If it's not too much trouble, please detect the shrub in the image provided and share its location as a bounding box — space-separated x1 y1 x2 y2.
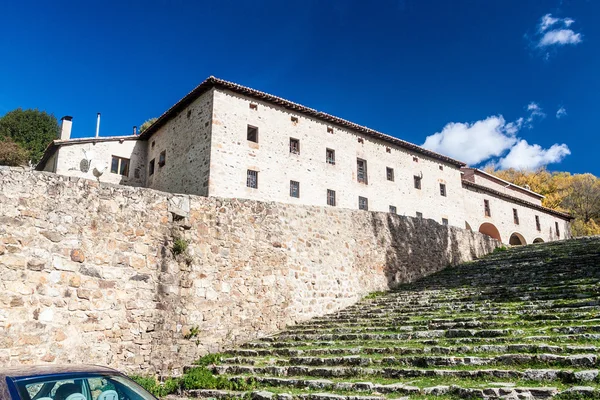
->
172 238 188 255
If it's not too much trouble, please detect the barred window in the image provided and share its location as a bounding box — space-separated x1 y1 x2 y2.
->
290 180 300 198
357 159 367 184
440 183 446 197
386 167 394 182
389 205 397 214
247 170 258 189
358 196 368 211
290 138 300 154
442 218 449 226
326 148 335 165
414 175 422 190
327 189 336 206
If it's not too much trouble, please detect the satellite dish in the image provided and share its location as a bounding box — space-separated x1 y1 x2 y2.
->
93 162 106 178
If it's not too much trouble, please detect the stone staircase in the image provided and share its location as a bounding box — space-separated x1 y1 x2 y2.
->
169 237 600 399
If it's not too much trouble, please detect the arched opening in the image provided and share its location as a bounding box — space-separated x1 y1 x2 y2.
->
479 223 501 242
465 221 472 231
533 238 544 243
509 232 526 246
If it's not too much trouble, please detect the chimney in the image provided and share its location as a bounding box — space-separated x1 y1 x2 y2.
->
60 116 73 140
95 113 101 138
133 126 138 136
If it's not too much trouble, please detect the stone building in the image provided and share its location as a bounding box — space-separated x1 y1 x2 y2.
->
36 77 572 244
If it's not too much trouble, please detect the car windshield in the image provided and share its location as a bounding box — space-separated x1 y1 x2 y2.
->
14 373 156 400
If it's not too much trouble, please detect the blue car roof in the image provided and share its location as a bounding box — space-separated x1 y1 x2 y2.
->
0 365 118 381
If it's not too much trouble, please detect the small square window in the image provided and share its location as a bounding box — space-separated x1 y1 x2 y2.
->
327 127 334 134
413 157 419 163
149 159 155 176
414 176 422 190
290 138 300 154
439 165 444 171
484 199 491 217
535 215 541 231
290 180 300 198
416 212 423 219
442 218 449 226
326 148 335 165
158 150 166 167
513 208 519 225
247 170 258 189
110 156 130 177
386 147 391 153
249 103 258 110
247 125 258 142
358 196 368 211
386 167 394 182
291 116 298 124
440 183 446 197
389 205 397 214
327 189 336 206
358 137 364 144
357 159 368 184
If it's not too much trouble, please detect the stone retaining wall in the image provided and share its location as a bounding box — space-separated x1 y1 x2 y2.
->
0 168 499 373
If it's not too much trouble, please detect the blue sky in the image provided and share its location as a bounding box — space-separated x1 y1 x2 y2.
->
1 0 598 174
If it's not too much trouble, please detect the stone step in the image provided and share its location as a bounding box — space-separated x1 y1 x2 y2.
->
221 353 598 368
213 364 600 384
229 344 599 358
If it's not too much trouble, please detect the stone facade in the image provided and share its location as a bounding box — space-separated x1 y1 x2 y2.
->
0 168 498 373
35 77 571 244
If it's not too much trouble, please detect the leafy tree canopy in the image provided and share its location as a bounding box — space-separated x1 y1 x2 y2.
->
486 167 600 237
0 108 59 164
0 136 29 166
140 117 158 133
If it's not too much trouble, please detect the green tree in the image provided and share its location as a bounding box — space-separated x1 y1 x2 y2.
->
0 108 59 164
0 136 29 166
140 117 158 133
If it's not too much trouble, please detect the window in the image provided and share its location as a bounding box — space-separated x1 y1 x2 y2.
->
386 167 394 182
535 215 541 231
513 208 519 225
290 138 300 154
291 116 298 123
326 148 335 165
247 170 258 188
389 205 397 214
439 165 444 171
290 180 300 198
358 196 368 211
386 147 391 153
151 141 155 148
327 126 334 134
484 199 491 217
247 125 258 142
149 159 155 176
358 137 364 144
413 157 419 162
357 159 368 184
439 183 446 197
249 103 258 110
416 212 423 219
414 175 422 190
442 218 449 226
158 151 166 167
556 221 560 237
327 189 336 206
110 156 129 177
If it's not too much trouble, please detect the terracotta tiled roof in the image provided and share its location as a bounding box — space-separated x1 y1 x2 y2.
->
462 180 572 220
139 76 466 167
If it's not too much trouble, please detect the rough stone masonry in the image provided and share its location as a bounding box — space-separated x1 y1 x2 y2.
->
0 167 499 373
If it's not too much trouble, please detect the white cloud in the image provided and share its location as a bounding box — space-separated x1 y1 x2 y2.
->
556 107 567 119
534 14 582 49
498 140 571 170
421 116 518 165
539 29 582 47
422 102 571 170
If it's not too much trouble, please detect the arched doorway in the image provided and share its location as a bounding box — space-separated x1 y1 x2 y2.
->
509 232 526 246
479 223 501 242
533 238 544 243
